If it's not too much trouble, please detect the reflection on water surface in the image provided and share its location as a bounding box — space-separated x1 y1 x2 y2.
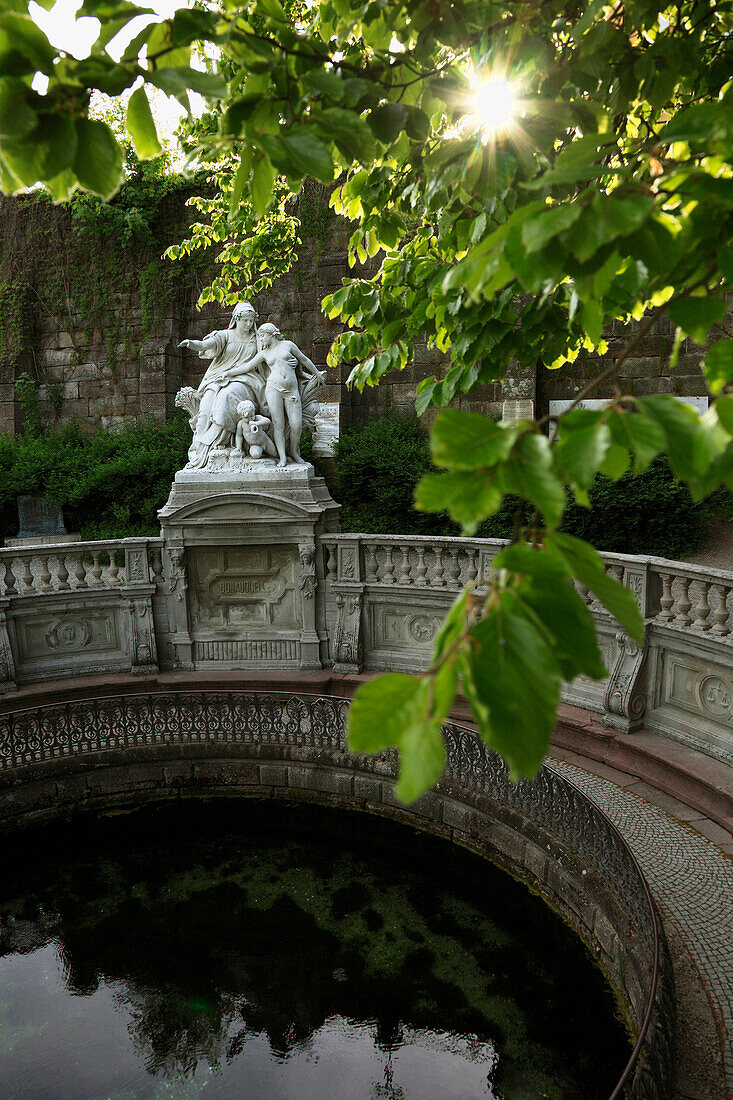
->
0 801 629 1099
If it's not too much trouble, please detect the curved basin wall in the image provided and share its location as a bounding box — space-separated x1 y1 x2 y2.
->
0 687 674 1100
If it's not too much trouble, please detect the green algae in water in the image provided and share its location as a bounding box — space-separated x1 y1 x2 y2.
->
0 800 630 1099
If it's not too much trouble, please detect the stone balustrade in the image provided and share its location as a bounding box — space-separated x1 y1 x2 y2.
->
0 523 731 770
0 537 163 690
0 537 164 595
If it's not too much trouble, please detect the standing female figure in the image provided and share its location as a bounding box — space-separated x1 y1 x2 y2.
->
177 302 266 469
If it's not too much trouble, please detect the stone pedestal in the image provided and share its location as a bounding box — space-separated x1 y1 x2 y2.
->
157 456 339 672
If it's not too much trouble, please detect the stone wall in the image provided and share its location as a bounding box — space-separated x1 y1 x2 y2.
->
536 313 720 418
0 189 722 438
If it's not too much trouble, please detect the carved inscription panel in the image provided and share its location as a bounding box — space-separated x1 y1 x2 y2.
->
188 546 301 633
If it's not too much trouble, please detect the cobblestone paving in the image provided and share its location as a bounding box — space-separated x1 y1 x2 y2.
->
550 758 733 1097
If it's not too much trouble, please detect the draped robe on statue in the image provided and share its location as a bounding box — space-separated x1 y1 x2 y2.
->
187 328 266 469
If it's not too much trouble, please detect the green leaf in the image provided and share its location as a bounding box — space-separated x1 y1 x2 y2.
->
278 128 334 182
599 442 630 479
713 395 733 436
667 295 727 346
703 340 733 396
3 112 77 186
395 715 446 803
348 673 447 803
126 85 160 160
348 672 424 753
599 192 653 236
251 153 276 217
516 575 607 680
0 78 36 140
415 470 501 531
462 590 562 778
502 432 566 528
546 532 644 642
492 542 570 582
581 299 604 345
317 107 376 164
148 67 226 98
73 118 123 198
228 146 252 212
302 70 344 100
520 203 583 253
607 409 665 472
430 409 515 469
368 102 410 144
433 590 469 662
636 394 722 481
554 409 612 489
660 101 733 145
0 13 55 75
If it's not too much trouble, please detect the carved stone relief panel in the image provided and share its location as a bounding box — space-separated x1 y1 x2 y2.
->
17 611 119 662
369 600 443 653
188 546 301 633
663 651 733 725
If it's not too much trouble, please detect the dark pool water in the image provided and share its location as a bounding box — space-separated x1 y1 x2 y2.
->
0 801 630 1099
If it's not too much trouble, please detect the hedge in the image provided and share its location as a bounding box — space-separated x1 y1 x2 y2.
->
0 412 714 559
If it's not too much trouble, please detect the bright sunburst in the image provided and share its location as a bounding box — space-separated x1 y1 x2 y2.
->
467 76 518 139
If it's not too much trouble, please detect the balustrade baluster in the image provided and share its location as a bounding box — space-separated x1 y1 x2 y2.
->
56 554 69 591
91 551 103 586
432 547 446 587
72 554 87 589
674 577 692 626
383 547 395 584
399 546 412 584
151 547 164 584
108 552 120 585
657 573 674 622
466 549 478 583
448 548 461 587
415 547 428 586
693 582 713 631
365 544 378 582
21 557 33 594
711 584 731 635
39 556 51 591
3 557 17 596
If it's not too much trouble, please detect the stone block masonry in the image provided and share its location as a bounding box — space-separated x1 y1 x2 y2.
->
0 191 724 437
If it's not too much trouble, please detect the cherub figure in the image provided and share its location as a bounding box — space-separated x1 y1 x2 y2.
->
234 400 278 460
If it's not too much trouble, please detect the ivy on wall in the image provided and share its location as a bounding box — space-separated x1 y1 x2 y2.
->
0 147 205 428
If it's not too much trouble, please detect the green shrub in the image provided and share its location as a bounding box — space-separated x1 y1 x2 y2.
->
333 414 456 536
560 456 707 559
332 415 707 558
0 416 191 541
0 413 710 559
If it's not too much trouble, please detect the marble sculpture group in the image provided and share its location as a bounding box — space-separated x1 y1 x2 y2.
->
175 301 325 470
